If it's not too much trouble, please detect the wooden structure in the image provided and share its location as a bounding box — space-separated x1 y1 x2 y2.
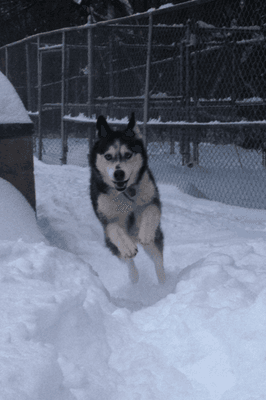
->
0 71 36 210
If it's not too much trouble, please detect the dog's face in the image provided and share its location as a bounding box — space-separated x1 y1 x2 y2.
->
96 139 143 192
93 113 146 192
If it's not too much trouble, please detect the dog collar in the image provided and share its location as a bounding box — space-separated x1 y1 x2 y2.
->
123 185 136 202
127 186 136 197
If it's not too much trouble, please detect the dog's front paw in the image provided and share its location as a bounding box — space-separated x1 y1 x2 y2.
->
115 226 137 259
120 235 138 259
106 224 138 259
138 228 154 246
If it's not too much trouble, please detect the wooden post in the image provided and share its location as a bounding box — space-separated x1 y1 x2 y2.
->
143 13 153 148
25 42 32 112
37 36 43 161
61 31 67 165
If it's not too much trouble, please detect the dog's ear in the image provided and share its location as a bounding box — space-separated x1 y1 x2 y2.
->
133 122 142 139
125 112 143 139
124 113 135 138
126 112 143 139
96 116 110 138
127 112 135 130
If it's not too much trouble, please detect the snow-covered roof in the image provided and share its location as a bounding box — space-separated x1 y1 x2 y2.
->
0 71 32 124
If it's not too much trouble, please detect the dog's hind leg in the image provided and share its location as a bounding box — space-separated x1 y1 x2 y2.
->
143 243 166 284
122 258 139 284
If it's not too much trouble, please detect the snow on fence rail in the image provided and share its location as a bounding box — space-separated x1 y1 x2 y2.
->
63 114 266 127
1 0 266 209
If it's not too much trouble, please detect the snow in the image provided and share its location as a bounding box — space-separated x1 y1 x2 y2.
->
0 178 46 243
41 45 63 50
1 155 266 399
197 21 216 30
63 113 266 127
63 113 131 124
0 71 32 124
159 3 174 10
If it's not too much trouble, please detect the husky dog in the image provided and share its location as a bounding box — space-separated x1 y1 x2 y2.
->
89 113 165 284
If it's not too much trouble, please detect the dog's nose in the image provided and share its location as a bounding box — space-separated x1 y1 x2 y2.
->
114 169 125 181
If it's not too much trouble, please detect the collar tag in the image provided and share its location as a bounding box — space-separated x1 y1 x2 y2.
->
127 186 136 197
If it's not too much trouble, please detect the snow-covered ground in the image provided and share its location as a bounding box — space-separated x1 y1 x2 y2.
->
1 156 266 399
36 137 266 209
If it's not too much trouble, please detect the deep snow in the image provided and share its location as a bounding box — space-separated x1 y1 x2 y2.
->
1 157 266 399
36 136 266 209
0 71 32 124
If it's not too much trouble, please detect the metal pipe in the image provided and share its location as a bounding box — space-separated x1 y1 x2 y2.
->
25 42 32 112
37 36 42 161
87 26 94 155
61 31 67 165
5 47 8 78
143 13 153 148
185 20 190 121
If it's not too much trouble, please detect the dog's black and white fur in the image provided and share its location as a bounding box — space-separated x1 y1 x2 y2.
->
89 113 165 284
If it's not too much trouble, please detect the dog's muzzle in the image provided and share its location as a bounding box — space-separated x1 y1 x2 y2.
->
113 170 128 192
113 179 129 192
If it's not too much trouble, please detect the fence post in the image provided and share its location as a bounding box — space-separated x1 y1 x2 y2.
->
143 13 153 148
5 46 8 79
184 20 191 165
180 41 184 110
231 33 236 115
185 19 190 121
88 25 94 155
180 128 190 166
193 130 199 165
193 21 198 121
61 31 67 165
263 131 266 168
170 128 175 154
263 150 266 168
193 22 199 165
25 41 32 112
109 32 114 98
65 45 70 116
37 36 43 161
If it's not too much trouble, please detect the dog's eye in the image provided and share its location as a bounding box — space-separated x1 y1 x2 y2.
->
104 154 112 161
125 152 132 160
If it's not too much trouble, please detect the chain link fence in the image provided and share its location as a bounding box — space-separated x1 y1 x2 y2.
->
1 0 266 208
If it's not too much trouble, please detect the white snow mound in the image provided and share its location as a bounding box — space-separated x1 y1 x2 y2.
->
0 177 46 243
0 71 31 123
